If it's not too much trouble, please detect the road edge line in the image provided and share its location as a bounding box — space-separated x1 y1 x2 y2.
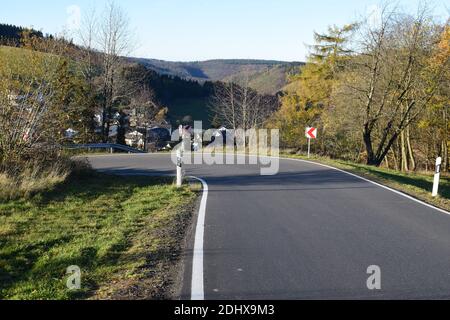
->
280 157 450 216
188 176 208 301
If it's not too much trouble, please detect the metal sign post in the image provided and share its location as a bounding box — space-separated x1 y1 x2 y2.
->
307 137 311 159
432 157 442 197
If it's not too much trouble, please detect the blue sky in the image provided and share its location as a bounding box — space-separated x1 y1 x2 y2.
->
1 0 448 61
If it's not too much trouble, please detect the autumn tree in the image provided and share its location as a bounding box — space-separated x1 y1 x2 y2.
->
0 32 76 173
340 5 449 167
417 24 450 171
51 58 97 144
268 24 356 150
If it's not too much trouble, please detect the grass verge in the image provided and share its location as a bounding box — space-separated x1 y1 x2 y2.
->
0 172 198 300
281 153 450 212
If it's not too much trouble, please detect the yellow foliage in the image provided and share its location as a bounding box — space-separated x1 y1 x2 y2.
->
267 92 321 148
432 26 450 67
155 107 169 123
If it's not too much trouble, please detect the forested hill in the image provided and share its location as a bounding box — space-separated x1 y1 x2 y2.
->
131 58 304 94
0 23 44 44
1 21 304 94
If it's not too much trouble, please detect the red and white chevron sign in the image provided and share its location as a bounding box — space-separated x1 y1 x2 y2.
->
306 127 317 139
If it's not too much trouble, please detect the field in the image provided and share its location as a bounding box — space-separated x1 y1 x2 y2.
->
0 45 21 56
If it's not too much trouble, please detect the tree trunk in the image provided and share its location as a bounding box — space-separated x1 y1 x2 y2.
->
102 104 109 143
391 147 399 171
442 140 448 172
406 125 416 171
443 106 449 172
401 130 409 172
363 127 377 165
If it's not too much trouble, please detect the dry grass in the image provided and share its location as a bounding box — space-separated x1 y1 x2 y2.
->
0 158 91 201
0 170 67 201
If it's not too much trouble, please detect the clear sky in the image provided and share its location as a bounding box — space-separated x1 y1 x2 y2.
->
1 0 448 62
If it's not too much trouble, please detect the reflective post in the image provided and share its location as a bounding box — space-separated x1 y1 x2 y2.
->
177 149 183 188
432 157 442 197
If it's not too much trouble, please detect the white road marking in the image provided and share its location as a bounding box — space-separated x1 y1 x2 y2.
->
281 157 450 216
188 176 209 301
236 153 449 215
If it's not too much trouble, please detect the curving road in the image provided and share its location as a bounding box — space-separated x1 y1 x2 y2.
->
87 154 450 300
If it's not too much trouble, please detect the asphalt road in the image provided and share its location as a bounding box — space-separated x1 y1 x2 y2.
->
88 154 450 300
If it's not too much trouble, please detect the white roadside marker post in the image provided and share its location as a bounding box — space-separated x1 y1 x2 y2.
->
432 157 442 197
177 125 185 188
176 149 183 188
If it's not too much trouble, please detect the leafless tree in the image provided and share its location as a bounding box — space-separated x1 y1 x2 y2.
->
342 3 449 166
210 79 278 130
77 2 158 144
77 7 98 89
96 0 135 142
128 85 161 127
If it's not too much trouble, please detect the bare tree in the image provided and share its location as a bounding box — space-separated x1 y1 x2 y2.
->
128 85 161 127
78 7 99 89
210 82 238 129
77 2 159 145
210 79 278 130
96 0 135 142
342 4 449 166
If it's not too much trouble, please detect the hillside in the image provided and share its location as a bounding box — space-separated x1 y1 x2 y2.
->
1 43 302 127
132 58 304 94
0 23 44 45
223 63 304 95
0 44 212 128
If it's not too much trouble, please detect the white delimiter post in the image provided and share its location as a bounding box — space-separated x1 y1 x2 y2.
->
176 149 183 188
176 125 184 188
432 157 442 197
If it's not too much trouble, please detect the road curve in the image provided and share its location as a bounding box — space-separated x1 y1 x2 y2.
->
87 154 450 300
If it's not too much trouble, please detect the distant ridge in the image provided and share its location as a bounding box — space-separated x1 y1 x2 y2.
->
131 57 305 94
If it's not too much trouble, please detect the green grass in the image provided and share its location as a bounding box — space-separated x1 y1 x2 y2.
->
282 153 450 211
0 173 197 300
0 45 22 56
